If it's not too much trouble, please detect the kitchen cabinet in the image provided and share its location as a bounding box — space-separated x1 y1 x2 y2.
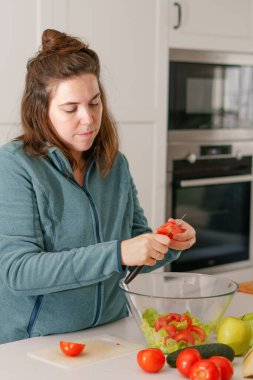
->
169 0 253 53
0 0 59 145
0 0 38 144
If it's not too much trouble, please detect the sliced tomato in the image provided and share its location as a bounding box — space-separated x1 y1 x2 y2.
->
155 220 185 239
154 316 167 331
156 227 171 236
189 325 206 342
165 324 177 338
181 314 192 326
59 341 85 357
174 329 195 345
176 348 202 378
166 313 181 323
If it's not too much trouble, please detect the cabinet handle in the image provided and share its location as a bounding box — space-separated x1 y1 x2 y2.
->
173 2 182 29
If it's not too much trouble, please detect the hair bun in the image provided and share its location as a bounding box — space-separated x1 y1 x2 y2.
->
41 29 87 54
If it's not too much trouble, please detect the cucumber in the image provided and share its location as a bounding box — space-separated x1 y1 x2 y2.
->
166 343 235 367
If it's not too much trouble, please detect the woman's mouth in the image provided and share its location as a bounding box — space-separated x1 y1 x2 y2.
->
77 131 94 137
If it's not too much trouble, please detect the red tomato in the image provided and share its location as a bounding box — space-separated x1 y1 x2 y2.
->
181 314 192 326
165 324 177 338
174 329 196 345
156 227 172 236
137 348 165 373
166 313 181 322
156 220 185 239
209 356 234 380
154 316 167 331
59 341 85 357
176 348 202 378
189 325 206 342
190 359 221 380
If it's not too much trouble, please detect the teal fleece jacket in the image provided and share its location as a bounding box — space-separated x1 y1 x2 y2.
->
0 141 181 343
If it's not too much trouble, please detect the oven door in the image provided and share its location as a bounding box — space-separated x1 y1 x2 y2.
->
166 156 253 273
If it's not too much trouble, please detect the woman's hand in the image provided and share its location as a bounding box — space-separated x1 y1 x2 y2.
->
167 218 196 251
120 233 170 267
120 219 196 267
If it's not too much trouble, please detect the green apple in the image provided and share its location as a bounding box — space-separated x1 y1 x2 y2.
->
241 313 253 347
242 313 253 321
217 316 252 356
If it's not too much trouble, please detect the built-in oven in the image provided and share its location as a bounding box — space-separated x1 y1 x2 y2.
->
166 142 253 273
168 49 253 142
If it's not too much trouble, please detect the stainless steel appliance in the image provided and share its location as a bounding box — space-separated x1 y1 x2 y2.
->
166 141 253 273
169 49 253 143
166 49 253 273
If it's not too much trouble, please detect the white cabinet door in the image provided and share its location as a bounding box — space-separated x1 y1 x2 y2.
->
0 0 39 144
51 0 169 227
56 0 157 123
0 0 58 145
169 0 253 52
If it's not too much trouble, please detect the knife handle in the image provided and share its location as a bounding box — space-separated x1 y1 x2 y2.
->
124 265 144 285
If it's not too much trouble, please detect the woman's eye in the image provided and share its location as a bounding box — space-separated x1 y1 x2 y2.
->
64 109 76 113
89 101 99 108
90 96 100 108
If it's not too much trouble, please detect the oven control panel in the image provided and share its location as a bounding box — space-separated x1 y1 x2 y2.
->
166 141 253 170
200 145 232 156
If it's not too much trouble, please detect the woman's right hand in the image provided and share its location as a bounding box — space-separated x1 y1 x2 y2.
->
120 233 170 267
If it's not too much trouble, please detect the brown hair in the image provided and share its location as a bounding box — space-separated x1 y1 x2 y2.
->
16 29 119 176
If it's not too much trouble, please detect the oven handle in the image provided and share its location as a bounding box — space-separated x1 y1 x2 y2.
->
179 174 253 187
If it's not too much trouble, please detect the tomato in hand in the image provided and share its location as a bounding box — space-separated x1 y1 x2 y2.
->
137 348 165 373
176 348 202 378
156 219 185 239
59 341 85 357
190 359 221 380
208 356 234 380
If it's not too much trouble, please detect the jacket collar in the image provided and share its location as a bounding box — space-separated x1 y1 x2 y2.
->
46 146 94 180
47 146 73 176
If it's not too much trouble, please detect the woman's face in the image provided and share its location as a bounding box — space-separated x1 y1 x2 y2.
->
48 73 103 161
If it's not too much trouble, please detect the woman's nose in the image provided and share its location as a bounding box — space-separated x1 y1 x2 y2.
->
79 108 93 125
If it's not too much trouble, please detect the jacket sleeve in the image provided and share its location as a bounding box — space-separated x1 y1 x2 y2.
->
0 152 123 297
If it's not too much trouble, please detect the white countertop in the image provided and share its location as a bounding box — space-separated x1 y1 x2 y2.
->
0 289 252 380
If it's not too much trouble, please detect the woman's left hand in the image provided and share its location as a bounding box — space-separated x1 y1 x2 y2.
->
166 218 196 251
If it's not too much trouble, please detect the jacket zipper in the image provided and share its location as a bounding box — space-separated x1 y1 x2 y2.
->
27 295 43 337
83 186 102 326
52 153 103 326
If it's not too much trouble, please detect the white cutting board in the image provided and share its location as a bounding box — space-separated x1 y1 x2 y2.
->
27 334 143 369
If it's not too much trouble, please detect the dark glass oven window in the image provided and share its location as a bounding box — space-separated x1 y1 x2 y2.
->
171 182 250 271
169 62 253 130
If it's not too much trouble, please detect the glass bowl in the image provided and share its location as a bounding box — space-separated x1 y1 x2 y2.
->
119 272 238 353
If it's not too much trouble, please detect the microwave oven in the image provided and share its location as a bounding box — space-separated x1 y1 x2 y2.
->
168 49 253 142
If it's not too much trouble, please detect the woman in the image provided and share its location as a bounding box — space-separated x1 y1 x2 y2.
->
0 29 195 343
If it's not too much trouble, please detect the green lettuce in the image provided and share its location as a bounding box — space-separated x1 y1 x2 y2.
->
141 308 213 354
